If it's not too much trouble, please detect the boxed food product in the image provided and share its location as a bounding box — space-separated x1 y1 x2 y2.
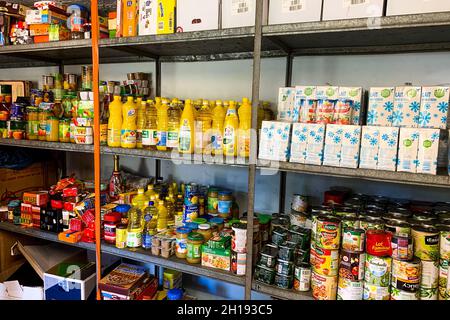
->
359 126 380 169
176 0 220 32
163 269 182 289
157 0 176 35
397 128 420 173
322 0 385 21
295 86 317 123
108 11 117 37
138 0 157 36
268 0 322 25
23 191 49 207
316 86 339 124
337 87 363 125
417 128 441 175
122 0 138 37
393 86 422 128
386 0 450 16
0 1 30 16
340 125 362 168
377 126 400 171
290 123 309 163
367 87 395 126
323 124 343 167
221 0 269 29
259 121 292 162
305 123 326 165
201 245 231 271
277 87 296 122
419 86 450 129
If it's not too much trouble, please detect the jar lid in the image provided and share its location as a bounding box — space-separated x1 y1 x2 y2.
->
208 187 219 192
47 116 59 120
188 232 204 241
104 212 121 222
219 190 232 196
0 206 8 212
198 224 211 230
193 218 207 225
115 204 131 213
209 217 224 224
184 222 198 230
167 288 183 300
258 214 271 224
8 200 21 207
176 227 191 234
232 222 247 230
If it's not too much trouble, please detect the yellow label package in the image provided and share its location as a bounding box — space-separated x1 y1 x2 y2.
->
122 0 138 37
157 0 176 34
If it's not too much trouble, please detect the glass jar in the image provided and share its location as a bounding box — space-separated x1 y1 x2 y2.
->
8 200 21 225
207 187 219 215
192 218 207 227
197 224 212 242
175 227 191 259
26 106 39 140
62 95 73 118
38 109 50 141
46 116 59 142
210 217 224 232
59 118 71 143
0 206 8 222
218 191 233 219
104 212 122 244
81 65 93 90
115 224 127 249
186 232 204 264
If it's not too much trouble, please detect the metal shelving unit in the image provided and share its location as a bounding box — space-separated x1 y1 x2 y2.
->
252 281 313 301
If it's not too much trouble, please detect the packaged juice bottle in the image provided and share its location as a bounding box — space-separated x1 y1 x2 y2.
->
195 100 212 154
156 98 169 151
142 99 157 150
107 95 122 147
211 100 226 156
238 97 251 158
121 96 137 148
223 101 239 157
167 98 181 150
156 200 168 232
136 98 145 149
178 99 195 154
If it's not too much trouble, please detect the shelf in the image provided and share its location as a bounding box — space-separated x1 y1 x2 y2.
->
252 281 313 300
258 160 450 188
0 138 94 154
0 222 245 286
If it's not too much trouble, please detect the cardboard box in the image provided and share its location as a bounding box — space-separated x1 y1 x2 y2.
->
340 125 362 168
98 263 148 299
138 0 157 36
157 0 176 34
258 121 292 162
393 86 422 128
305 123 326 165
377 126 399 171
323 124 343 167
316 86 339 124
337 87 363 125
295 86 317 123
116 0 123 37
0 80 32 102
387 0 450 16
0 1 30 17
367 87 395 126
163 269 182 289
25 9 67 25
277 87 296 122
397 127 420 173
221 0 269 29
122 0 138 37
417 128 441 175
176 0 220 32
359 126 380 169
322 0 385 21
201 245 231 271
268 0 322 25
290 123 309 163
419 86 450 129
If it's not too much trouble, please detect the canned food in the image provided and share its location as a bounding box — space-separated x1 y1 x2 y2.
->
334 207 357 218
310 243 339 276
339 249 365 281
438 259 448 289
311 272 337 300
365 254 392 287
390 287 419 300
274 273 293 289
337 278 363 300
342 228 365 252
291 194 309 212
420 260 439 289
342 217 360 229
438 285 450 300
316 216 341 250
278 241 296 261
385 219 411 237
391 235 413 261
294 248 310 265
293 263 311 292
231 251 246 275
255 265 275 285
184 183 199 205
387 208 411 220
115 224 127 249
419 287 438 300
360 217 384 232
272 227 288 245
231 223 247 254
439 225 450 260
363 282 390 300
411 226 440 261
276 259 294 276
258 244 278 268
288 226 310 250
289 210 309 227
391 258 421 292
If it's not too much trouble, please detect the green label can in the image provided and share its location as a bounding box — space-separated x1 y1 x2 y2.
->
364 254 392 287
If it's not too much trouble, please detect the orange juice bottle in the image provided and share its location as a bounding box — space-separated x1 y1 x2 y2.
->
238 97 251 158
195 100 212 154
156 98 169 151
211 100 225 156
178 99 195 154
107 95 122 147
223 101 239 157
121 96 137 149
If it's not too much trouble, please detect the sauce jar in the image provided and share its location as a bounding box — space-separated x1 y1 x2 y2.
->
115 224 127 249
192 218 207 227
59 118 71 143
115 204 131 225
186 232 204 264
38 108 51 141
0 206 8 222
218 190 233 219
175 227 191 259
104 212 122 244
26 106 39 140
207 187 219 215
46 116 59 142
210 217 224 232
197 223 212 242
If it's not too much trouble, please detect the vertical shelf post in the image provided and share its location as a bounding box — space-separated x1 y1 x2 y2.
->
244 0 264 300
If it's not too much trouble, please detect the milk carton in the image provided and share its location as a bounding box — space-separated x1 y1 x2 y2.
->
138 0 157 36
367 87 395 126
359 126 380 170
323 124 343 167
340 125 362 168
290 123 309 163
377 127 400 172
336 87 363 125
295 86 317 123
392 86 422 128
305 124 326 166
277 87 296 122
397 128 420 173
417 129 441 175
259 121 292 162
419 86 450 129
316 86 339 125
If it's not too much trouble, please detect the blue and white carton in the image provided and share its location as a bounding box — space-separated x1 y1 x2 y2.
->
323 124 343 167
417 128 441 175
305 124 326 165
367 87 395 126
295 86 317 123
419 86 449 129
359 126 380 169
277 87 296 122
338 87 363 125
377 126 400 172
290 123 309 163
397 127 420 173
259 121 292 162
392 86 422 128
340 125 362 168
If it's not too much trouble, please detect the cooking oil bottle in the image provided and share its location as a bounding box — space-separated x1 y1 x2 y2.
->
156 98 169 151
127 189 146 248
223 100 239 157
195 100 212 154
211 100 225 156
167 98 181 150
107 95 122 147
142 200 157 249
145 184 157 200
156 200 168 232
238 97 251 158
178 99 195 154
132 188 149 211
165 195 175 227
136 98 146 149
121 96 137 149
142 99 157 150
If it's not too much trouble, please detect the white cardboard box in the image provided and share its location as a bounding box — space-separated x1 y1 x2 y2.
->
138 0 157 36
417 128 441 175
277 87 296 122
222 0 269 29
259 121 292 162
295 86 317 123
340 125 362 168
367 87 395 126
322 0 385 21
337 87 363 125
359 126 380 169
323 124 343 167
397 127 420 173
387 0 450 16
419 86 450 130
393 86 422 128
268 0 322 25
290 123 309 163
305 124 326 165
176 0 220 32
377 126 399 171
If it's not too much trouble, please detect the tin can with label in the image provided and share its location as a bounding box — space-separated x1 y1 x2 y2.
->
310 243 339 276
276 259 294 276
342 228 365 252
421 260 439 289
293 263 311 292
342 217 360 229
115 224 127 249
360 217 384 232
385 219 411 237
419 287 438 300
289 209 309 228
390 287 419 300
439 225 450 260
391 235 413 261
291 194 309 213
337 277 363 300
363 282 390 300
364 254 392 287
316 216 341 250
274 273 293 290
438 259 448 289
438 285 450 300
411 226 440 261
231 250 246 275
311 271 337 300
339 249 365 281
391 258 421 293
288 226 311 250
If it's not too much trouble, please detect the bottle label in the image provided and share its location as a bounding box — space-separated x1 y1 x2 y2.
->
120 129 136 144
211 131 223 152
157 131 167 146
208 197 218 213
223 127 235 154
218 200 232 215
176 238 188 254
187 242 201 259
142 232 152 249
142 129 157 146
238 129 250 157
136 129 143 145
179 121 192 152
167 130 179 148
126 229 142 248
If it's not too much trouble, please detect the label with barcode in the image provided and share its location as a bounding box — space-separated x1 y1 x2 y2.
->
232 0 252 15
344 0 366 7
282 0 304 13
